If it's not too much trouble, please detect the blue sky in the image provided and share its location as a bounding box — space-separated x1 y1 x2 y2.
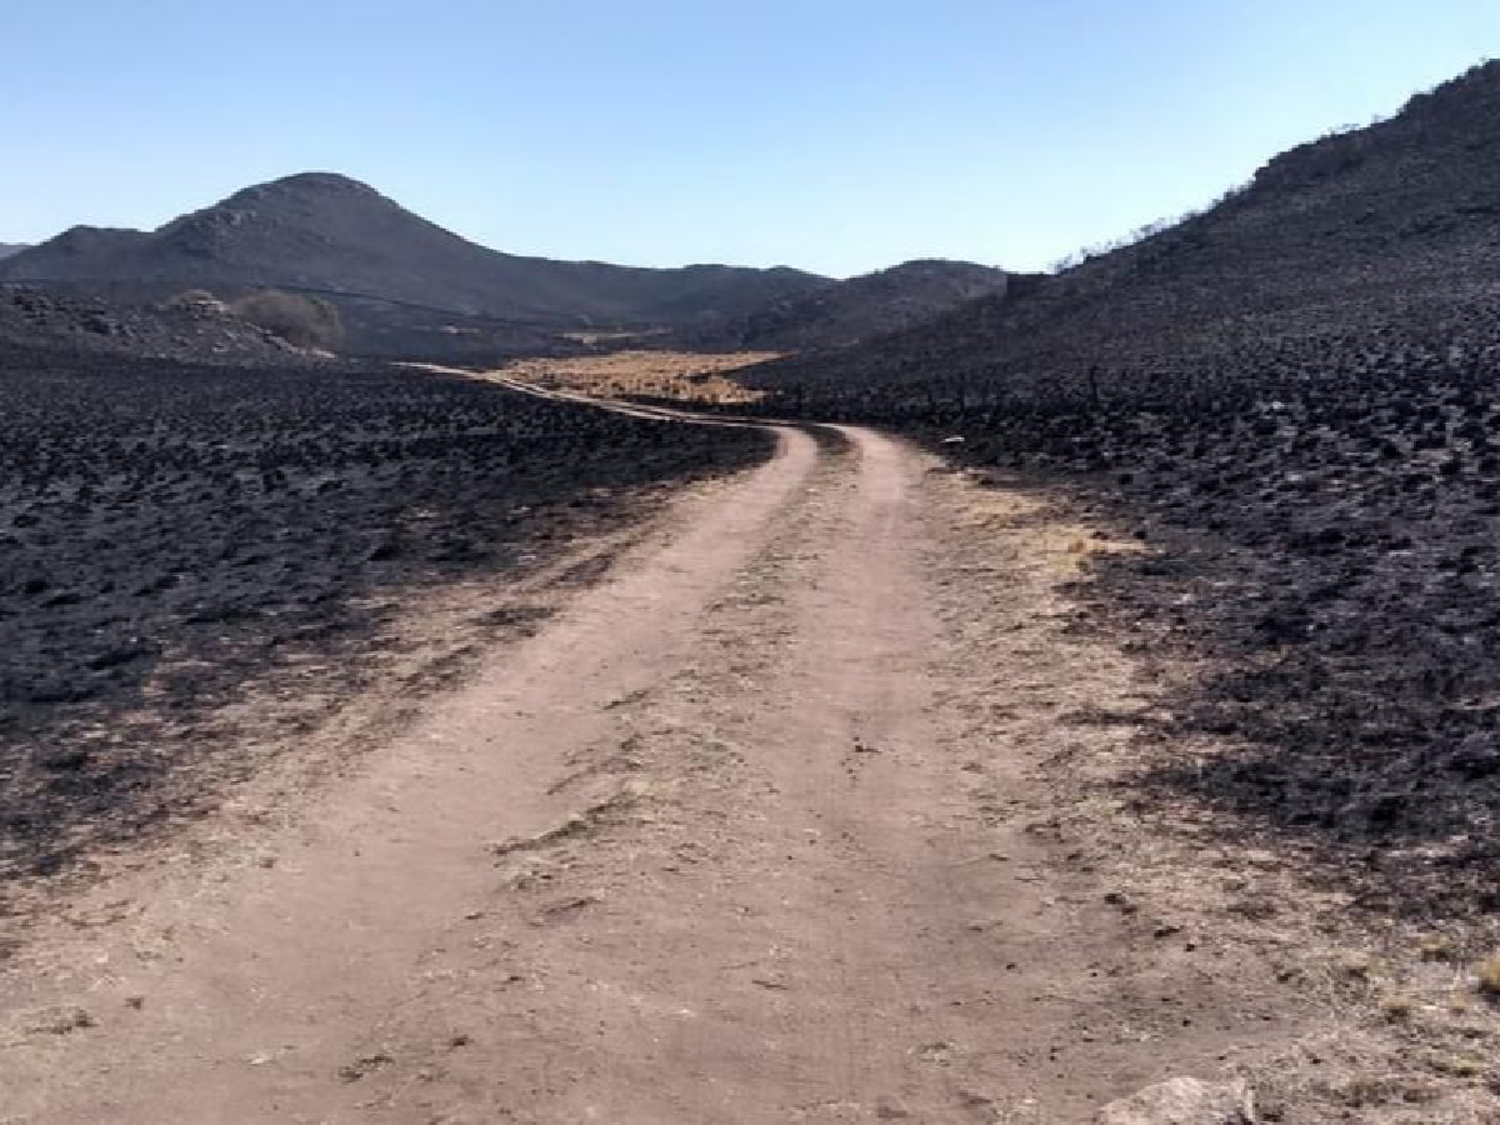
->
3 1 1497 276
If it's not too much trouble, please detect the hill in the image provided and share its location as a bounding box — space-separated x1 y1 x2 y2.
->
683 259 1013 352
743 59 1500 934
749 59 1500 408
0 244 28 261
0 286 309 365
0 174 828 356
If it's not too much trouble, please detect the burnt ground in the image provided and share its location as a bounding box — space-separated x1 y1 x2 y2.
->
507 340 1500 929
922 459 1500 1122
1 352 1493 1120
0 348 771 913
0 417 1317 1124
733 299 1500 1113
0 287 306 366
733 66 1500 908
742 258 1500 931
717 68 1500 1112
880 353 1500 1117
943 359 1500 926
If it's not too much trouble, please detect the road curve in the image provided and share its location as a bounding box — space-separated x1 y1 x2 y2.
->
0 399 1022 1122
0 394 1289 1122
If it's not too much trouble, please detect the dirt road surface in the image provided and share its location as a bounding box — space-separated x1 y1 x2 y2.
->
0 413 1294 1123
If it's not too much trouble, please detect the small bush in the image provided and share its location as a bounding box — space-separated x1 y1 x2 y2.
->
164 288 223 311
1377 992 1415 1021
1418 934 1458 962
1476 953 1500 997
230 290 343 351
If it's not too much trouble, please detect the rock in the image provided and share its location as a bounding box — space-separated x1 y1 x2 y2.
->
1095 1077 1256 1125
19 1004 95 1036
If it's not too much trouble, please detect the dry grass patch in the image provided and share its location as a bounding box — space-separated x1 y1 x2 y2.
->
493 350 778 405
952 477 1144 575
1377 992 1416 1022
1476 953 1500 997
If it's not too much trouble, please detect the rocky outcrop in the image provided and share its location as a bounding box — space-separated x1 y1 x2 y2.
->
1096 1078 1256 1125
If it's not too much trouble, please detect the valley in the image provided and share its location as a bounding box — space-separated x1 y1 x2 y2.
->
3 46 1500 1125
0 410 1306 1124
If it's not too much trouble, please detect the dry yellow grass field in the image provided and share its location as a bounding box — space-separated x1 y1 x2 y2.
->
493 350 777 405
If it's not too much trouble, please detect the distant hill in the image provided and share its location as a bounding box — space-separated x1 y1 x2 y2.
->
749 59 1500 404
0 174 828 356
684 259 1013 352
0 244 28 261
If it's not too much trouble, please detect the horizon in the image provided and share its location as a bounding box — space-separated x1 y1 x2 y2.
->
4 1 1499 277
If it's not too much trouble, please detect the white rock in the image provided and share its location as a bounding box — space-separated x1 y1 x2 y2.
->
1095 1077 1256 1125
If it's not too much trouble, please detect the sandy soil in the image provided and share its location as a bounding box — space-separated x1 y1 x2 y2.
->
0 411 1316 1122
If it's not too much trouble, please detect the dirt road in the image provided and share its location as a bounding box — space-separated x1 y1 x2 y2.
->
0 417 1291 1123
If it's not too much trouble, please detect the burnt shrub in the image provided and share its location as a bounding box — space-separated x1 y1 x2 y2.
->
231 290 344 351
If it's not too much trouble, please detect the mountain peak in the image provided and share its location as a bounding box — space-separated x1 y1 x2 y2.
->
256 171 377 194
145 173 398 257
219 172 382 207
